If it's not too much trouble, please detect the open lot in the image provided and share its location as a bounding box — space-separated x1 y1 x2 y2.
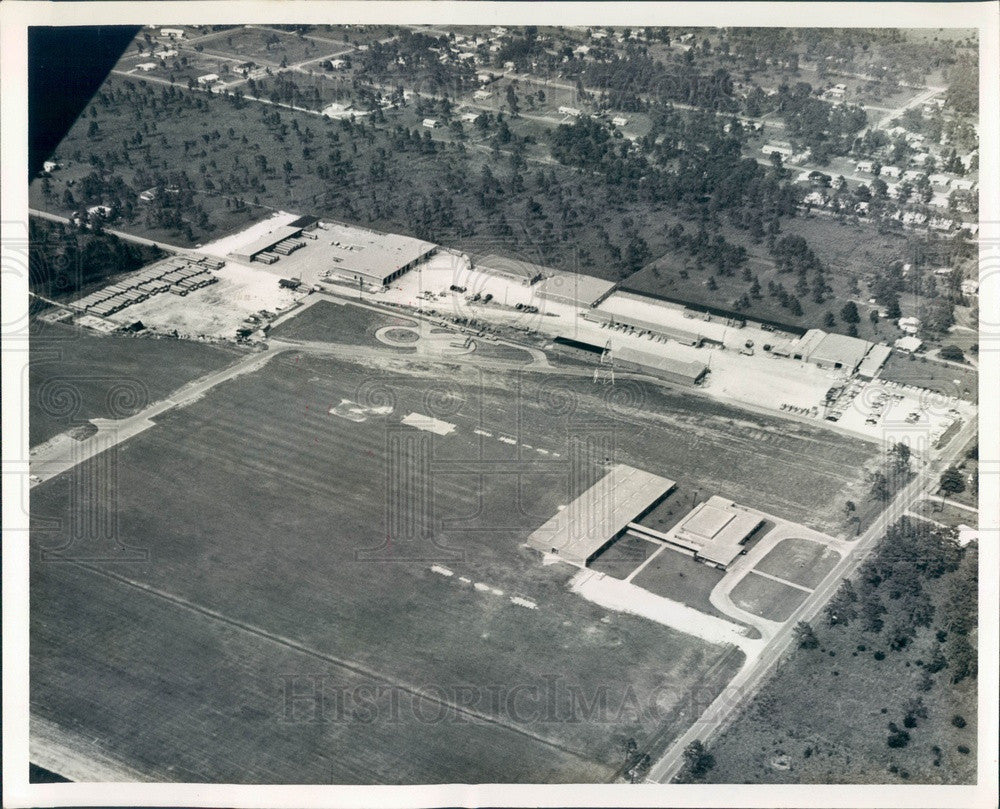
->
753 538 842 591
629 549 729 621
729 572 810 623
879 351 978 403
28 320 242 448
268 299 417 345
30 321 878 781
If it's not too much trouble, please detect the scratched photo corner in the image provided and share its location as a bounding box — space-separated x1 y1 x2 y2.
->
12 7 992 800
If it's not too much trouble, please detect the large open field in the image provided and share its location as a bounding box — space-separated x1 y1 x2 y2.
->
28 320 243 447
30 315 878 782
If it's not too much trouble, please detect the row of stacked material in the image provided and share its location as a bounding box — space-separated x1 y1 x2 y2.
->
271 238 305 256
74 255 224 316
252 252 279 265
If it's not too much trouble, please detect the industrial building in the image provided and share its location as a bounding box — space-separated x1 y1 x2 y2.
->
643 496 766 569
319 222 438 287
228 225 307 265
474 254 547 286
774 328 891 377
582 308 705 347
535 271 616 308
527 464 676 567
613 345 709 386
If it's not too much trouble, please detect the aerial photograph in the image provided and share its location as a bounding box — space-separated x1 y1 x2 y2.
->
13 14 988 797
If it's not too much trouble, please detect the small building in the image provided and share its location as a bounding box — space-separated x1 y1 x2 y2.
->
894 335 923 353
422 118 439 129
476 72 496 85
460 112 479 123
880 165 902 179
136 62 158 72
197 73 220 85
159 28 185 38
660 496 766 569
928 173 951 187
155 49 178 59
328 58 347 69
856 160 875 173
897 316 921 335
951 178 976 191
558 106 582 117
42 159 59 173
472 89 492 100
611 116 628 127
762 143 793 158
961 279 979 296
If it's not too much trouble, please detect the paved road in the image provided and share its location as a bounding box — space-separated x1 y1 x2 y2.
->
29 208 191 254
646 414 977 782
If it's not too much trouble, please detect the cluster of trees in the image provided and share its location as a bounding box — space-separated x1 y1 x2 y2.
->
28 217 163 298
822 516 976 685
579 54 738 111
774 82 868 164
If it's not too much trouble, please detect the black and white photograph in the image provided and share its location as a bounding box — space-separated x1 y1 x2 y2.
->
2 2 997 807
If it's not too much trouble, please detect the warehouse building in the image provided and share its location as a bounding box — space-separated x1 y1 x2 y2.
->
320 222 438 287
535 271 616 308
474 253 547 286
784 328 889 376
527 464 676 566
582 308 705 347
613 345 709 386
228 225 305 265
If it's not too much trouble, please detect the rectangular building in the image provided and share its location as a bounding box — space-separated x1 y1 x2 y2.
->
535 272 616 308
527 464 675 566
321 222 438 286
661 496 765 569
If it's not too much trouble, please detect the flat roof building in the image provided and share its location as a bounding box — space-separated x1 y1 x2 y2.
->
663 496 766 568
321 222 438 286
535 272 616 308
613 345 709 387
475 253 547 286
229 225 304 263
527 464 676 566
790 328 876 374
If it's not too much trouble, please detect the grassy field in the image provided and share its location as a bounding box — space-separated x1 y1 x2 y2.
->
30 329 878 782
753 538 842 590
629 550 730 622
879 352 977 402
693 544 978 784
267 300 416 344
729 573 810 622
28 319 243 447
589 534 659 579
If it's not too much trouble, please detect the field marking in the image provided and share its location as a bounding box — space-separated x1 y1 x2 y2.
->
66 561 599 766
746 569 814 594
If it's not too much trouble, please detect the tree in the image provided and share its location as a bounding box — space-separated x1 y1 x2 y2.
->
868 470 889 502
939 466 966 497
793 621 819 649
840 301 860 324
888 442 911 480
679 740 715 780
823 311 836 328
939 345 964 362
